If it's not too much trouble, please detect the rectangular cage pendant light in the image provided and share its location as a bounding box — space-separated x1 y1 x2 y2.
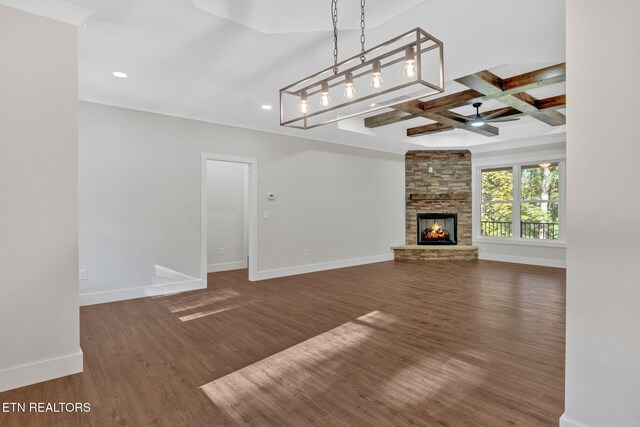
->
280 28 444 130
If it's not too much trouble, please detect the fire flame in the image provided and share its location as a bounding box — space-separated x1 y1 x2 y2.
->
423 222 449 240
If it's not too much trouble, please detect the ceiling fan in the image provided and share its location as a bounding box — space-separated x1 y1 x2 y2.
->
469 102 521 127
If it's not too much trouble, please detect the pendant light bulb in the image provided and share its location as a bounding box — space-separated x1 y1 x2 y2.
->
298 91 309 115
344 72 356 99
370 60 384 89
320 81 331 107
403 46 417 79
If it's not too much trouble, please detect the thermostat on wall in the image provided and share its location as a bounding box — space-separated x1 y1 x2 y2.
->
267 193 276 200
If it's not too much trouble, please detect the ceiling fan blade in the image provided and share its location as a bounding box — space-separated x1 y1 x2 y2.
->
482 107 514 121
446 111 474 124
486 116 521 123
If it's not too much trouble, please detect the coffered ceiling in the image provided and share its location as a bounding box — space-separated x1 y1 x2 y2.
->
366 63 566 138
29 0 567 153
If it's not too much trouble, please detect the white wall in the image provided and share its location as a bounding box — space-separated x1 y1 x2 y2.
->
0 5 82 392
207 161 248 272
79 102 405 304
472 137 567 268
562 1 640 426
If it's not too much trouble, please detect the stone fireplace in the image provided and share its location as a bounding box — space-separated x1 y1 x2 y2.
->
417 213 457 245
393 150 478 261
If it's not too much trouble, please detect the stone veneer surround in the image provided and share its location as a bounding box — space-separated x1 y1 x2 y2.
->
394 150 477 261
405 150 472 244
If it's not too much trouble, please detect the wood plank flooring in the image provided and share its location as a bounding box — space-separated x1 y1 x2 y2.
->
0 260 565 426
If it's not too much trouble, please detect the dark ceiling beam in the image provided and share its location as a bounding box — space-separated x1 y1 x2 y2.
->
509 92 566 126
500 63 566 95
364 89 484 128
365 63 565 129
417 111 500 137
406 94 566 137
393 97 499 137
482 107 519 120
535 94 566 110
419 89 485 112
363 110 412 128
455 66 566 126
393 101 424 115
406 121 454 136
407 109 503 138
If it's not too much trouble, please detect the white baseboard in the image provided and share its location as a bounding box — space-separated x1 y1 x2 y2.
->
251 253 394 281
560 413 587 427
80 279 205 306
0 349 83 393
479 252 566 268
208 260 247 273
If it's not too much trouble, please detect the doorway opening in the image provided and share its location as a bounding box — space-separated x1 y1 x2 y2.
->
201 154 258 284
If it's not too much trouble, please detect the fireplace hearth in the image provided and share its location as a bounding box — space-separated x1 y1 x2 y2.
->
417 213 457 245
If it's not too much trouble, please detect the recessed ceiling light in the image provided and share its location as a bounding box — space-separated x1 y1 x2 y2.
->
261 105 273 110
369 103 376 107
112 71 128 78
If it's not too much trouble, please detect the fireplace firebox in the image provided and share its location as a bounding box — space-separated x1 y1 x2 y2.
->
417 213 457 245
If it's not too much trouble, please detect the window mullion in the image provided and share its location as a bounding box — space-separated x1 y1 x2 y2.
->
558 160 566 241
513 165 521 239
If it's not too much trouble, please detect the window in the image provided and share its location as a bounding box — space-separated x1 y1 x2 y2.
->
481 168 513 237
520 163 559 239
480 162 563 241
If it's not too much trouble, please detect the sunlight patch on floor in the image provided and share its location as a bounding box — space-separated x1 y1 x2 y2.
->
355 309 396 328
179 304 242 322
165 288 240 313
199 310 388 421
380 355 487 407
198 309 494 423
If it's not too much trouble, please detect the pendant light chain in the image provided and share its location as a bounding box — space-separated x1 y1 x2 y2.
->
332 0 339 74
360 0 366 63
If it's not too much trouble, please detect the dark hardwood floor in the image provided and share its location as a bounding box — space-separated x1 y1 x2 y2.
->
0 260 565 426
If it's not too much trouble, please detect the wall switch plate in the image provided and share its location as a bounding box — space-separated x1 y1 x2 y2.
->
303 248 310 257
79 269 88 281
263 210 269 219
219 248 225 255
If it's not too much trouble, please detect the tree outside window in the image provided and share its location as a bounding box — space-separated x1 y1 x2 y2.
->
480 163 560 240
521 163 559 239
481 168 513 237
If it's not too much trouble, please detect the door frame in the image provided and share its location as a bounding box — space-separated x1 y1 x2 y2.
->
201 153 258 283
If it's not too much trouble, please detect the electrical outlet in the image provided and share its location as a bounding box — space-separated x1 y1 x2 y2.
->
79 269 88 281
303 249 310 257
219 247 225 255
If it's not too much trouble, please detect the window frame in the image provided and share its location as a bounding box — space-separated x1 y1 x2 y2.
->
480 167 514 237
475 159 566 246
